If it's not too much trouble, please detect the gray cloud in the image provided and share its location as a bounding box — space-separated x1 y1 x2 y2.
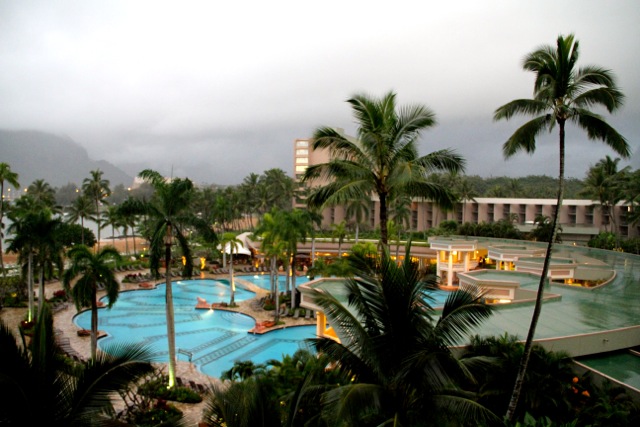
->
1 0 638 185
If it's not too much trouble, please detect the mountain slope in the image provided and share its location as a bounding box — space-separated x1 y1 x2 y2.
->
0 129 133 189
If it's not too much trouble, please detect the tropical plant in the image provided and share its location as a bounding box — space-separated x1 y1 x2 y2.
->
254 210 287 322
0 162 19 278
303 91 465 246
307 245 496 426
330 220 348 257
454 176 478 224
65 195 96 246
345 197 370 244
220 232 243 306
580 156 628 233
7 208 64 320
63 245 121 359
82 169 111 250
494 33 630 421
530 215 562 243
0 303 157 426
461 334 577 423
137 169 217 388
27 178 60 212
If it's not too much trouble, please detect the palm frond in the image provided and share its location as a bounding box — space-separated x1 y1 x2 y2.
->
435 285 494 346
494 99 548 121
573 109 631 157
502 115 553 158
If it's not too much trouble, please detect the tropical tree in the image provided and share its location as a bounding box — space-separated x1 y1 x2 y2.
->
65 195 96 246
27 179 60 212
117 196 146 256
307 246 496 426
303 91 465 246
137 169 217 388
624 169 640 228
454 175 478 223
220 232 243 306
63 245 121 359
7 208 64 319
0 163 20 278
82 169 111 250
101 204 123 242
254 209 287 323
345 197 370 244
330 220 348 257
494 33 630 420
581 156 628 233
279 209 310 310
0 303 156 426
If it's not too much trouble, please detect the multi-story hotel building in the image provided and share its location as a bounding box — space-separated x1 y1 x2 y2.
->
293 135 639 244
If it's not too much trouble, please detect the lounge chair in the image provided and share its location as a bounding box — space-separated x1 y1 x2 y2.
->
304 309 311 320
293 308 300 319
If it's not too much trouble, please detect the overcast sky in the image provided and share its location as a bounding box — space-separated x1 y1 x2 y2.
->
1 0 639 185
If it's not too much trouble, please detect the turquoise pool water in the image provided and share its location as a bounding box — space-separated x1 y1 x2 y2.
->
577 351 640 390
241 274 311 292
73 279 316 378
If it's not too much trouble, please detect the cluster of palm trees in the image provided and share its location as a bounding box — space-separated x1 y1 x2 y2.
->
254 208 322 319
580 155 640 233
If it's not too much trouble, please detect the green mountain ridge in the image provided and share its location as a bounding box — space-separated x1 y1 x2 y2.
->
0 129 134 189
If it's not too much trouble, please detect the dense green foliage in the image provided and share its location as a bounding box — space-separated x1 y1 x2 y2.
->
138 375 203 403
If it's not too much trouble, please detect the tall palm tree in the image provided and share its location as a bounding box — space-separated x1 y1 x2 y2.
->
494 33 630 420
254 209 287 323
137 169 217 388
307 246 496 425
455 176 478 223
219 232 243 306
101 204 125 247
345 197 370 244
63 245 121 359
581 156 627 233
82 170 111 250
0 162 19 278
303 91 465 246
65 195 96 246
283 209 311 310
117 196 145 256
330 220 348 257
27 179 60 212
8 208 64 319
0 304 156 426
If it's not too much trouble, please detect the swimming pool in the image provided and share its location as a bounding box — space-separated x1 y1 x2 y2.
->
73 279 316 378
241 274 311 292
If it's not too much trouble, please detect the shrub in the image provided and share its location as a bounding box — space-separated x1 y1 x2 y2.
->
138 376 202 403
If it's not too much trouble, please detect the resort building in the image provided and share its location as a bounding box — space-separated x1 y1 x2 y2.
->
293 136 639 244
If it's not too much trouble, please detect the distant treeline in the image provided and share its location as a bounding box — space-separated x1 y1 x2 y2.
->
461 174 585 199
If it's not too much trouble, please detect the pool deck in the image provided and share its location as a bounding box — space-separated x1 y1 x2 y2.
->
461 242 640 358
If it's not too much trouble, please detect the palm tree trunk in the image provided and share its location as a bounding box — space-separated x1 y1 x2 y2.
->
290 256 297 311
27 253 34 322
90 288 98 359
229 252 235 306
164 226 178 388
272 256 279 323
0 183 4 279
380 193 389 246
506 122 566 420
38 268 45 318
80 216 85 246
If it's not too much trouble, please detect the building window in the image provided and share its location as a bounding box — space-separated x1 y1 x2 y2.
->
296 140 309 147
295 165 307 173
296 149 308 155
296 157 308 164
